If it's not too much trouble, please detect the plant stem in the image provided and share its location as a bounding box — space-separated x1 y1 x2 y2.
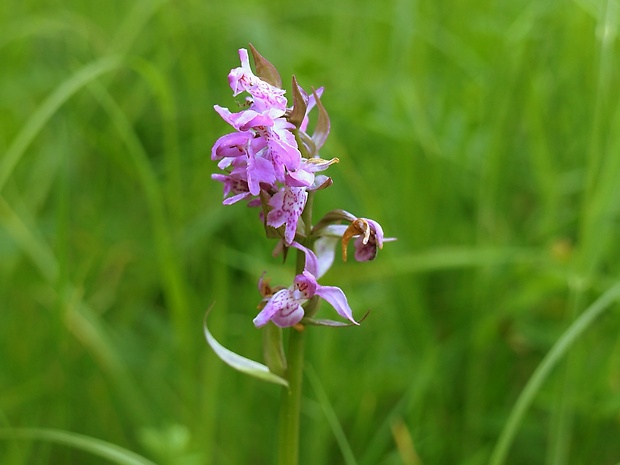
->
278 327 306 465
278 191 315 465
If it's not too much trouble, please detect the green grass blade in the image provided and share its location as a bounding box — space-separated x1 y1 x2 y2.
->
85 80 191 359
306 365 358 465
126 56 183 223
0 428 157 465
0 195 58 282
0 55 123 194
0 194 151 424
489 282 620 465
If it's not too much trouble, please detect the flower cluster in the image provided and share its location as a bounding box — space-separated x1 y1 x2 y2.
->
212 46 336 244
212 46 392 328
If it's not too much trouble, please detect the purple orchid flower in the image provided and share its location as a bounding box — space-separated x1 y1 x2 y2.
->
211 171 252 205
253 242 357 328
350 218 385 262
227 48 288 114
266 185 308 244
212 47 345 246
312 212 391 270
213 96 304 197
285 156 338 188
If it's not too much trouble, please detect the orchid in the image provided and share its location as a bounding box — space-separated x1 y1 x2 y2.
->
227 48 288 114
211 47 333 244
211 170 252 206
342 217 385 262
207 45 393 465
253 242 357 328
285 156 338 188
312 210 390 266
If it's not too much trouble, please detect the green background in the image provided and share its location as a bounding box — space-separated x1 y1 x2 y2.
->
2 0 620 464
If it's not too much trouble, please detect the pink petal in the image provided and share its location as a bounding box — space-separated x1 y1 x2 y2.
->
314 285 358 325
266 187 308 244
253 288 293 327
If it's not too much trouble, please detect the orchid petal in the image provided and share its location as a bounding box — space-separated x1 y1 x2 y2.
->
270 304 305 327
285 168 314 187
315 285 358 325
352 218 385 262
289 242 319 277
266 186 308 245
253 288 297 327
247 155 276 195
228 48 287 113
211 131 250 160
293 271 318 299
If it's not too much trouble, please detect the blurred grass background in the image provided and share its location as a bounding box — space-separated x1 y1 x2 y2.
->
1 0 620 464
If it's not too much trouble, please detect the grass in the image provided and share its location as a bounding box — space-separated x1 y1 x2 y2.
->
1 0 620 464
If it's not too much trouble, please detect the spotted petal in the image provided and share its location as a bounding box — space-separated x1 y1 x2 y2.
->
267 186 308 244
253 288 305 328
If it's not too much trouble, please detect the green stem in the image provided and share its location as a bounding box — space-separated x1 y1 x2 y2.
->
278 191 315 465
278 327 306 465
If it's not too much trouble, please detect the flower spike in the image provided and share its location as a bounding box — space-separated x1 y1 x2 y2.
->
210 46 392 334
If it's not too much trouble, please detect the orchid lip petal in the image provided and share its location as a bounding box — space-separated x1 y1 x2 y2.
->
253 289 289 327
253 287 305 328
266 187 308 245
270 304 305 327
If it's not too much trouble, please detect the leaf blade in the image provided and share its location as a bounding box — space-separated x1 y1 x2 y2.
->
203 308 289 388
0 428 157 465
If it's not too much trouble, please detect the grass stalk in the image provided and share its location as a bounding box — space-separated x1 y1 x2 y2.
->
489 282 620 465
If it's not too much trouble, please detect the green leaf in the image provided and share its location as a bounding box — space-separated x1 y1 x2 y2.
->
203 307 289 388
0 428 157 465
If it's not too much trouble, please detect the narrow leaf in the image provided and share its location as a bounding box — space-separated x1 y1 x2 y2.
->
248 43 282 88
0 428 157 465
203 307 289 387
